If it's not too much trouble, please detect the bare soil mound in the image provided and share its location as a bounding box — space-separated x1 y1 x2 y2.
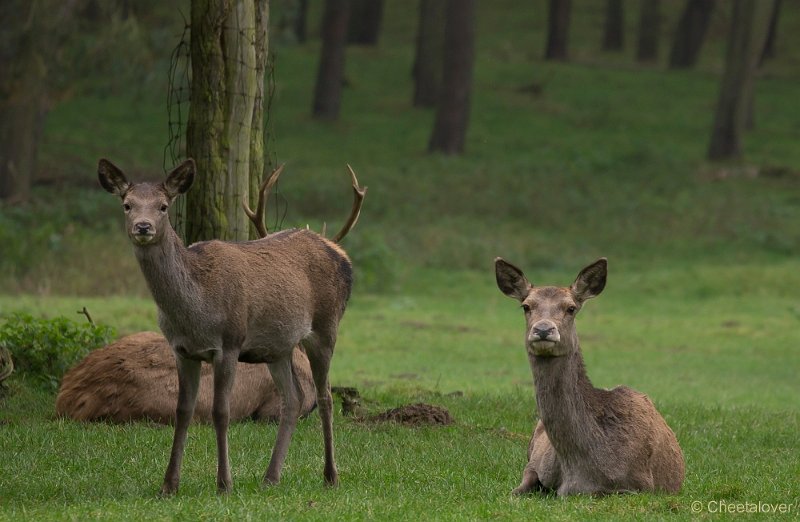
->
368 402 453 426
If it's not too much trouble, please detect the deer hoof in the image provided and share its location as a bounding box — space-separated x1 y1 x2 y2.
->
158 483 178 498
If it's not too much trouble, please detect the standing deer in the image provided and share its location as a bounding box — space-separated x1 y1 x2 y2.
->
98 158 362 495
494 257 684 496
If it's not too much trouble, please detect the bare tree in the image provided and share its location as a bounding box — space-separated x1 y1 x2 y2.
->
708 0 776 161
636 0 660 62
412 0 446 107
669 0 715 69
428 0 475 155
544 0 571 61
347 0 383 46
177 0 270 243
602 0 624 51
312 0 350 120
759 0 781 65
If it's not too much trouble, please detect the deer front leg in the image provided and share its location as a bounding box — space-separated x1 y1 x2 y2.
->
263 357 301 485
160 356 201 497
212 349 239 493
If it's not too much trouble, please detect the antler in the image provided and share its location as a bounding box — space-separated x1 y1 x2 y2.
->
331 164 367 242
243 163 366 242
243 163 285 238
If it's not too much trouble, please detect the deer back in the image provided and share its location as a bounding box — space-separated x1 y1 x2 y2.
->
55 332 316 424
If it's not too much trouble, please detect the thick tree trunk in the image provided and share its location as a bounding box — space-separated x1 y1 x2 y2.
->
669 0 715 69
249 0 270 238
708 0 775 161
428 0 475 155
180 0 269 243
312 0 350 120
412 0 446 108
0 2 48 203
602 0 624 51
544 0 571 61
347 0 383 46
636 0 660 62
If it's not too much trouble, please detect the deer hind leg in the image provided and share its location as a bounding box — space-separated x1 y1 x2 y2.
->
303 332 338 487
212 349 239 493
160 356 201 497
263 356 301 485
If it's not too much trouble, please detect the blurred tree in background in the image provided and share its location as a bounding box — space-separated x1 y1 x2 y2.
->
636 0 660 63
544 0 571 61
669 0 715 69
412 0 446 107
708 0 777 161
428 0 475 155
602 0 625 52
347 0 383 46
312 0 350 120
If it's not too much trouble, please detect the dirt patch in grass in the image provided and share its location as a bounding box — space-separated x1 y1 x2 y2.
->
368 403 453 426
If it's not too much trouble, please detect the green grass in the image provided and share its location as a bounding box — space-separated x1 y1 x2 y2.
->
2 0 800 519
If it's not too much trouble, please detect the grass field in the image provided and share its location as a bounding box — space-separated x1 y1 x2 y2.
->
2 0 800 520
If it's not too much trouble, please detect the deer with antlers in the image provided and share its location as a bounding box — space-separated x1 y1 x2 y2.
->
98 158 365 495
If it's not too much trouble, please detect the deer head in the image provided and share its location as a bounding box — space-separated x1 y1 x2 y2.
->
98 159 195 246
495 258 607 357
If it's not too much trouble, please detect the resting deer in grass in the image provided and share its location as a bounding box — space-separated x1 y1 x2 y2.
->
495 258 684 496
98 158 364 495
56 332 317 424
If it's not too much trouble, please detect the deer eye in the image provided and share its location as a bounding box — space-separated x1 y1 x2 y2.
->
123 203 131 212
160 204 169 213
521 304 531 313
566 305 577 315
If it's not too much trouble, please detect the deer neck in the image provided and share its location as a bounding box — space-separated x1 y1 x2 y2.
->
530 342 601 460
133 226 202 315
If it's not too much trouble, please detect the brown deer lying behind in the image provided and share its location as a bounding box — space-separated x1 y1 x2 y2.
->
495 258 684 496
55 332 316 424
98 159 364 495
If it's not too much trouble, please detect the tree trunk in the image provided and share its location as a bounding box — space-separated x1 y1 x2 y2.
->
428 0 475 155
275 0 306 44
295 0 308 43
759 0 780 65
412 0 446 108
669 0 715 69
0 2 48 203
347 0 383 46
602 0 624 51
179 0 269 243
636 0 660 62
708 0 775 161
312 0 350 120
544 0 571 61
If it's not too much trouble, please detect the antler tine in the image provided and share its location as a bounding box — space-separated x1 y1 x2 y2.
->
242 163 286 239
331 164 367 243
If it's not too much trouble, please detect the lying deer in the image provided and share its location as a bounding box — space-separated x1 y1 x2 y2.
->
495 257 684 496
56 332 317 423
98 159 363 495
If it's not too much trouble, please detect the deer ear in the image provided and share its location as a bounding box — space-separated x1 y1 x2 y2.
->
495 257 532 302
98 159 131 197
571 258 607 302
164 158 195 198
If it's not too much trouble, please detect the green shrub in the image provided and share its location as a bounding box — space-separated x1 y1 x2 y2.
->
0 313 115 390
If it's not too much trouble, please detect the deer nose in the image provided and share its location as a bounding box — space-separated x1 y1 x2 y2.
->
533 326 555 339
134 222 153 235
532 322 557 341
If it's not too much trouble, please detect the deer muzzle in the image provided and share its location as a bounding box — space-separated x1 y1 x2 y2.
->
131 221 156 245
528 320 560 348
